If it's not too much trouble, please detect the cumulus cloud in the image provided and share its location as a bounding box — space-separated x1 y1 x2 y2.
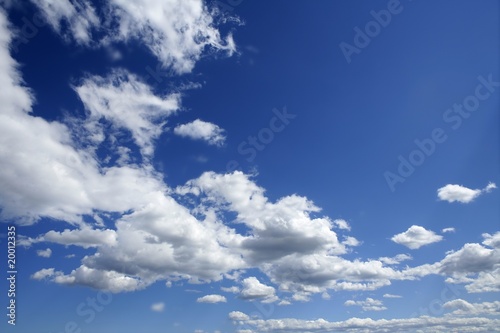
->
442 227 455 233
443 299 500 316
196 294 227 303
437 183 496 203
404 232 500 293
174 119 226 146
36 248 52 258
344 298 386 311
382 293 402 298
391 225 443 249
151 302 165 312
2 5 498 310
228 311 249 321
31 268 56 280
1 10 406 296
239 277 276 302
228 311 500 333
176 171 346 265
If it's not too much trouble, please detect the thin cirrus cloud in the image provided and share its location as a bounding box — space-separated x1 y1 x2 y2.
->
174 119 227 147
29 0 100 45
150 302 165 312
30 0 237 74
391 225 443 250
437 182 496 204
74 70 181 158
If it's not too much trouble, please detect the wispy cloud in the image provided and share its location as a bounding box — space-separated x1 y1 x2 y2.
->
344 297 386 311
151 302 165 312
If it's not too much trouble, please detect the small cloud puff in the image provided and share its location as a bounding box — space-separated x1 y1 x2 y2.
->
174 119 226 146
391 225 443 250
437 182 496 203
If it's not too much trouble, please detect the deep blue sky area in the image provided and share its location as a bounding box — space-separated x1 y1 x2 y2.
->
0 1 498 332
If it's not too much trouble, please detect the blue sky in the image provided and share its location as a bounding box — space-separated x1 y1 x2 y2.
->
0 0 499 332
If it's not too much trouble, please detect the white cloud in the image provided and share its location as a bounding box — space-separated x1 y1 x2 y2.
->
403 232 500 293
221 286 239 293
442 227 456 233
239 277 276 302
379 254 412 265
463 268 500 293
0 21 170 225
262 253 404 294
482 231 500 249
391 225 443 249
228 311 249 321
485 182 497 192
333 219 351 231
344 298 386 311
30 0 237 74
382 293 402 298
438 243 497 276
37 248 52 258
342 236 361 247
229 312 500 333
106 0 236 74
437 183 496 203
74 70 180 158
40 266 143 293
151 302 165 312
444 299 500 316
176 171 346 265
31 268 56 280
30 0 99 45
196 294 227 303
1 7 497 302
174 119 226 146
438 239 500 293
28 228 117 249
